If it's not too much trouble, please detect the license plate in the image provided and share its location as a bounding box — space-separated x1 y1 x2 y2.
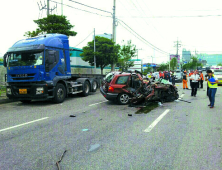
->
19 89 27 94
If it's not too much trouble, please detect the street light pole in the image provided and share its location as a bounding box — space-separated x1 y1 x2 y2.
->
111 0 116 71
47 0 49 16
94 28 96 74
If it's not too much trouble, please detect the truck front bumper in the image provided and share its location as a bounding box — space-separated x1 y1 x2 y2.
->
6 82 54 101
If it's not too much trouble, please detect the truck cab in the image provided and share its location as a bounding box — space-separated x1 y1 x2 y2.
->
3 34 97 103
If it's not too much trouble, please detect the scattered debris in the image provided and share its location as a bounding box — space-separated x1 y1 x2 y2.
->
82 129 89 131
135 103 159 114
83 111 86 113
186 115 188 116
88 144 101 152
56 150 67 170
178 99 191 103
70 115 76 117
99 119 103 121
174 100 180 102
158 102 163 106
128 114 132 116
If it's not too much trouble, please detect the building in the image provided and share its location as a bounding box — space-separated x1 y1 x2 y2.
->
128 59 142 72
182 49 191 62
197 54 222 66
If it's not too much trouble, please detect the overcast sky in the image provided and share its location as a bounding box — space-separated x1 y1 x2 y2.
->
1 0 222 63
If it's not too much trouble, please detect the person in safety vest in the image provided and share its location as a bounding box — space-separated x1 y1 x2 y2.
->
206 70 218 108
199 71 204 88
182 71 188 89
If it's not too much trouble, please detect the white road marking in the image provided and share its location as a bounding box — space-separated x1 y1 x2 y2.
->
144 109 170 133
180 94 185 98
0 117 49 133
89 100 108 106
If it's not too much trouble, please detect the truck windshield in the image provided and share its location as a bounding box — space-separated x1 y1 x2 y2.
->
8 51 44 67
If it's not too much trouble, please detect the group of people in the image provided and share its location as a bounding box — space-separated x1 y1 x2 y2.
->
182 69 218 108
148 71 176 85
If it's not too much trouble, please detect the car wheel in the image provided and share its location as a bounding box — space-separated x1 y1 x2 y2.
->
53 83 66 103
117 93 130 105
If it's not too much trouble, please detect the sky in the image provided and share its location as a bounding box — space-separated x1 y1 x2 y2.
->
0 0 222 64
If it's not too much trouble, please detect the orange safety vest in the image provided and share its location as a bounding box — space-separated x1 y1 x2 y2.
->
200 73 204 80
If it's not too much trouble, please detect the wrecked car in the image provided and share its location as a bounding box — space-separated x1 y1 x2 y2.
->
100 71 179 105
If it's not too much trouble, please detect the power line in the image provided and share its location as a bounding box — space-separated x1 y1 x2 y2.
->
118 19 169 54
75 31 94 47
68 0 112 14
49 0 112 18
118 14 222 18
118 21 168 55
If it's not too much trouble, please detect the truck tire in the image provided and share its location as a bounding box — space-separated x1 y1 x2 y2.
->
20 100 31 104
92 80 97 92
53 83 66 103
81 81 90 97
117 93 130 105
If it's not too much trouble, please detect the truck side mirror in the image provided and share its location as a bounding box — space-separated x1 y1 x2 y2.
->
3 54 7 67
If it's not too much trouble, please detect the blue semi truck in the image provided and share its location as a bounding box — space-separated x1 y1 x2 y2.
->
3 34 102 103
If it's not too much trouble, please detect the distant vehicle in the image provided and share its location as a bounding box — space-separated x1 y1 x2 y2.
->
212 69 222 85
202 67 206 71
175 72 183 83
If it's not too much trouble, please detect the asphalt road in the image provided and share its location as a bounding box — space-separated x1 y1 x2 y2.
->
0 82 221 170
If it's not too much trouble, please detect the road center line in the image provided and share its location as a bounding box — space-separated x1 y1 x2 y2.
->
89 100 108 107
144 109 170 133
0 117 49 133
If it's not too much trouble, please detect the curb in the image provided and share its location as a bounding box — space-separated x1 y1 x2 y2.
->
0 96 17 105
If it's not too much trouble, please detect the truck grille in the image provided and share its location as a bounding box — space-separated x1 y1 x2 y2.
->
11 74 35 80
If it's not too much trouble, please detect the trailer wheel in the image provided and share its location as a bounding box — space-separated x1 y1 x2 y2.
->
92 80 97 92
53 83 66 103
81 81 90 97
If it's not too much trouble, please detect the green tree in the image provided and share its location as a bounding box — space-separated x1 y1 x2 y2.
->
80 36 120 74
217 63 222 66
170 57 177 70
117 40 136 71
157 62 169 71
24 15 77 37
182 56 202 70
142 63 152 75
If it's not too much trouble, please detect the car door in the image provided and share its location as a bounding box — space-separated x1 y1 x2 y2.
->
112 75 130 93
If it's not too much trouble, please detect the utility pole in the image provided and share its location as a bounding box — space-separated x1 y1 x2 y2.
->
174 37 181 69
111 0 116 71
61 0 63 15
94 28 96 74
136 49 142 60
47 0 49 16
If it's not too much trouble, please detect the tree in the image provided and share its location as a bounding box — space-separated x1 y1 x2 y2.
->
24 15 77 37
80 36 120 74
182 56 202 70
170 57 178 70
117 40 136 71
157 62 169 71
217 63 222 66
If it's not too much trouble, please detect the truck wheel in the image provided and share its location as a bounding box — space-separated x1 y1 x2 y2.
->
92 80 97 92
81 81 90 97
20 100 31 104
53 83 66 103
117 93 130 105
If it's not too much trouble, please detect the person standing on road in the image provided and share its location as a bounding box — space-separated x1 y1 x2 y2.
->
183 71 188 89
189 71 194 88
171 71 176 85
199 71 204 88
190 71 201 97
206 70 218 108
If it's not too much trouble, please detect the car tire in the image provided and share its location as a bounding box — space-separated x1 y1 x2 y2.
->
20 100 31 104
53 83 66 103
91 80 97 92
117 93 130 105
80 81 90 97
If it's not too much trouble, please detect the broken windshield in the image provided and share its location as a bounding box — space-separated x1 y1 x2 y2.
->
8 51 44 67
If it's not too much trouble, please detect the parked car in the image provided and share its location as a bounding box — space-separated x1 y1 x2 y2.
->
175 72 183 83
